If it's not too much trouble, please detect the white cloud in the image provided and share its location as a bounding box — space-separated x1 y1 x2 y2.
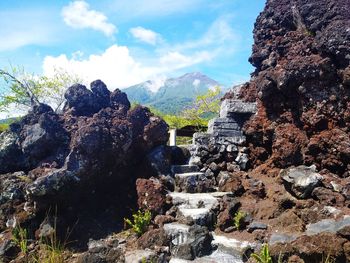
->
62 1 117 37
42 16 239 92
43 45 211 90
193 79 201 87
130 27 162 45
145 76 167 93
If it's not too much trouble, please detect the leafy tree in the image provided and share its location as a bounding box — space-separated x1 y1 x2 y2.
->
0 66 81 114
182 86 221 126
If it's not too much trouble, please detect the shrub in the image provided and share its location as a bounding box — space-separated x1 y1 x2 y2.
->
251 243 273 263
233 211 246 230
124 210 152 236
12 225 28 254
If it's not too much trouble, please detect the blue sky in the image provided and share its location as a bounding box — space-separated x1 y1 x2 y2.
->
0 0 265 90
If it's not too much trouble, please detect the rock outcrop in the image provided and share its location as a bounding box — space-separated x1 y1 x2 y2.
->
224 0 350 178
0 80 169 261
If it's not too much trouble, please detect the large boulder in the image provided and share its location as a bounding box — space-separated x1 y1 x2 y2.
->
280 165 323 199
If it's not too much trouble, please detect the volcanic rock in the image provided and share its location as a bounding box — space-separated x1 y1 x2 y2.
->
280 165 323 199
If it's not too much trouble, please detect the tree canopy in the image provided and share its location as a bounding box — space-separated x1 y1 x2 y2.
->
0 66 81 114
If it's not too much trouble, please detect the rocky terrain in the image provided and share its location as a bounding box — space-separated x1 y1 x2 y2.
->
1 0 350 262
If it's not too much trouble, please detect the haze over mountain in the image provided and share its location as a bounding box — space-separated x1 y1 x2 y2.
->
124 72 223 114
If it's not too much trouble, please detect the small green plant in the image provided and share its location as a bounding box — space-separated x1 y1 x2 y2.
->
12 225 29 254
124 210 152 236
233 211 246 230
251 244 273 263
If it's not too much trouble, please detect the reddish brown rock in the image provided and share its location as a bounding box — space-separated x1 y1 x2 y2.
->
218 175 245 196
136 178 169 215
270 233 348 262
154 215 175 227
226 0 350 179
311 187 346 206
136 228 170 250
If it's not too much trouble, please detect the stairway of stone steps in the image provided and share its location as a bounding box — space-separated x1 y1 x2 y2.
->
165 163 253 262
162 99 257 263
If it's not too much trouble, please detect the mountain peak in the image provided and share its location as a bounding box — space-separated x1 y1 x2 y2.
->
123 72 222 114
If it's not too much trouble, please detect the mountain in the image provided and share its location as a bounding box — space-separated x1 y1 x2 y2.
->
124 72 221 114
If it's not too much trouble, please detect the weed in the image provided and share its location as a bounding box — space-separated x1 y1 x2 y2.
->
251 243 273 263
233 211 246 230
12 225 28 254
124 210 152 236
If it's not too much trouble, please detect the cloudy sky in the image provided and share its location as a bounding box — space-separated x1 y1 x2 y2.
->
0 0 265 90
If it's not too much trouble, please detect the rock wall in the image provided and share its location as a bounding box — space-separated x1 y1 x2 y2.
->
224 0 350 177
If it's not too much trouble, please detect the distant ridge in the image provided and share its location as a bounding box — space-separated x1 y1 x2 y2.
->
124 72 222 114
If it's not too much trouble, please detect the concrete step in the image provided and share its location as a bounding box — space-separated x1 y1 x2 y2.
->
175 172 215 193
220 99 257 118
169 192 231 226
171 165 199 174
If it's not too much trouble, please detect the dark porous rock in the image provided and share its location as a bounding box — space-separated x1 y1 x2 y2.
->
170 146 191 165
76 235 124 263
174 225 213 260
64 84 101 116
146 145 172 177
280 165 323 199
136 178 169 215
247 221 268 233
0 131 22 174
0 80 170 252
128 105 169 152
90 80 111 109
217 196 240 231
0 238 19 262
110 88 130 115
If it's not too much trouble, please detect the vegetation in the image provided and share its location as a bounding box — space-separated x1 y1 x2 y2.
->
0 117 20 132
149 86 221 130
12 225 29 255
233 211 246 230
124 210 152 236
251 244 273 263
0 66 81 114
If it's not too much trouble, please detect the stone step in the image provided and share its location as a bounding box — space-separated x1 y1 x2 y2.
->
169 192 231 226
220 99 257 118
171 165 199 174
175 172 215 193
164 223 190 247
212 130 244 137
192 132 246 146
207 118 241 133
168 233 254 263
